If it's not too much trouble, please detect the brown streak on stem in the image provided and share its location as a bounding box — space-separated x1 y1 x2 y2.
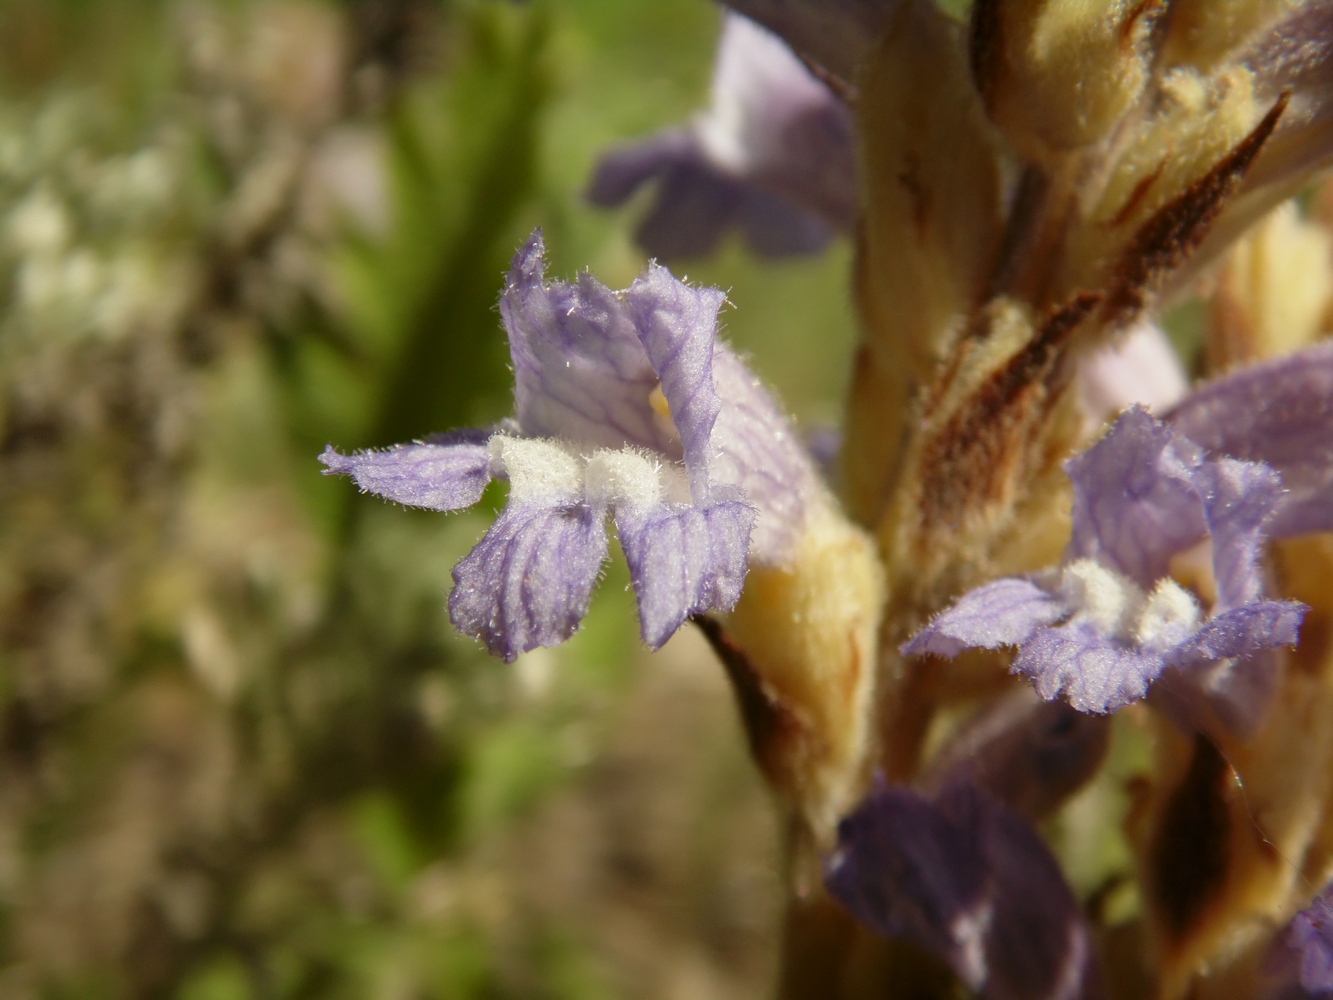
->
1104 91 1290 322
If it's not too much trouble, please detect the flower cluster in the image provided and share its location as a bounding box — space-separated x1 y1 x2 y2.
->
323 1 1333 998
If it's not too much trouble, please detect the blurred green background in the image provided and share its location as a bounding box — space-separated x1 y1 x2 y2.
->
0 1 858 997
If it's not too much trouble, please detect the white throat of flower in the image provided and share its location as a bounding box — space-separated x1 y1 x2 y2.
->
488 434 691 510
1058 558 1203 652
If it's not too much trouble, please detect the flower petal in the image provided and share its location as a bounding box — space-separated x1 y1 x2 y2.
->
1065 407 1208 588
902 578 1070 659
1177 601 1306 662
318 430 492 511
708 347 824 562
500 232 669 455
1265 884 1333 998
1195 457 1287 609
614 498 756 648
1013 622 1169 714
1077 320 1189 427
826 782 1102 1000
1165 341 1333 538
448 501 609 662
623 264 728 502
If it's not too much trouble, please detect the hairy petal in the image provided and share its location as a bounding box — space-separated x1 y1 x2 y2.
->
903 578 1070 660
449 502 609 662
615 498 755 648
1196 458 1287 609
1178 601 1306 662
1166 341 1333 538
623 264 728 502
1265 885 1333 998
1066 407 1208 588
499 232 668 455
1013 623 1169 714
709 347 823 563
827 783 1103 1000
318 430 492 511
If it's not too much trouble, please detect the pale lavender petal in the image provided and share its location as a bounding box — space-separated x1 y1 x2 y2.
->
902 578 1069 660
1178 601 1306 662
318 430 491 511
499 232 669 456
587 129 698 207
1013 623 1169 714
1154 649 1282 739
448 501 608 662
1077 320 1189 427
1065 407 1208 588
827 783 1103 1000
1165 341 1333 538
722 0 896 88
615 499 756 648
623 264 727 502
709 347 824 562
1195 458 1287 609
925 691 1112 823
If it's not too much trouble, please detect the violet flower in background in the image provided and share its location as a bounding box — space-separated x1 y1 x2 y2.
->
322 230 827 661
587 13 855 259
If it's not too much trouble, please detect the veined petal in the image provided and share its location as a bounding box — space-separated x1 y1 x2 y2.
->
1013 623 1169 714
1177 601 1306 663
1195 457 1287 609
827 782 1103 1000
1165 341 1333 538
500 232 669 455
318 430 491 511
1065 407 1208 589
902 578 1070 660
709 347 823 563
623 263 728 502
614 498 755 649
448 501 609 662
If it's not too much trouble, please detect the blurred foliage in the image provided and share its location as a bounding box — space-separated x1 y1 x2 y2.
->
0 1 853 997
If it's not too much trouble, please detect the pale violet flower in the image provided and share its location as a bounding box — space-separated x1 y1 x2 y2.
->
904 342 1333 722
321 231 824 661
587 13 855 259
826 780 1104 1000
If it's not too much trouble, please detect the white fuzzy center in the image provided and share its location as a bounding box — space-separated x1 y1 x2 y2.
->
1058 558 1202 649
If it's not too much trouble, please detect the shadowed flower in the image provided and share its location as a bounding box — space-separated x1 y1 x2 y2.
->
826 781 1105 1000
322 230 828 661
904 341 1333 720
587 13 855 259
1265 884 1333 999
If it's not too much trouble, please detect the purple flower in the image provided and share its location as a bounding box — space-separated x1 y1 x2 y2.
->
321 231 824 661
587 13 855 260
826 781 1105 1000
901 338 1333 719
1265 884 1333 998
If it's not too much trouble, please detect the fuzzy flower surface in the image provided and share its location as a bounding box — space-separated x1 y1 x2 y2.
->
904 343 1333 717
322 231 825 661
